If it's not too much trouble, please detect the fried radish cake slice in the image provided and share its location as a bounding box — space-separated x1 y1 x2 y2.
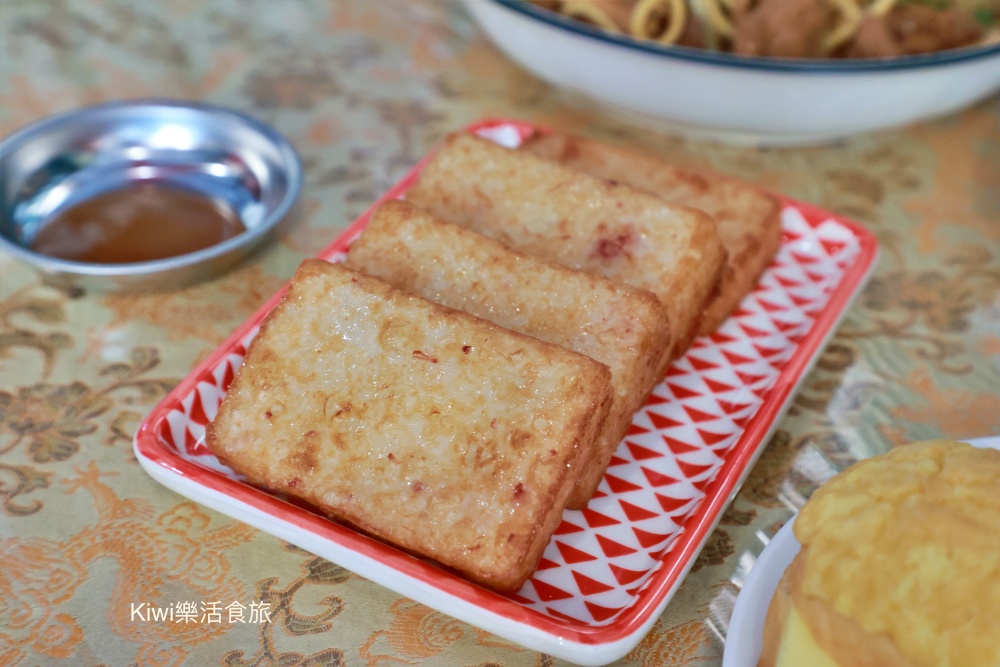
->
346 200 670 508
404 132 725 360
206 259 613 592
521 132 782 335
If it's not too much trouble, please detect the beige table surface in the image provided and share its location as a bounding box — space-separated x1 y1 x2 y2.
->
2 1 998 665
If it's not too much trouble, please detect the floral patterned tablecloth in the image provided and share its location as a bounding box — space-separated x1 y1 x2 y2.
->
2 1 998 665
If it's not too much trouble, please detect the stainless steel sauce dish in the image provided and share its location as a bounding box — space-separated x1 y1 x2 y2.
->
0 99 302 292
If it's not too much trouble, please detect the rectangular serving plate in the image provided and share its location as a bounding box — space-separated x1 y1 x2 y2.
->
134 119 880 666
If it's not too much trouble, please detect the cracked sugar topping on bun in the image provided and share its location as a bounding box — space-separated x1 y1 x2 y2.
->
794 439 1000 667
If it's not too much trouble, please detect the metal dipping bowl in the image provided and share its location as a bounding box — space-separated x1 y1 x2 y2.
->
0 99 302 292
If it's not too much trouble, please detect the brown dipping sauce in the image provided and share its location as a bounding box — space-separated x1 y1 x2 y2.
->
31 183 246 264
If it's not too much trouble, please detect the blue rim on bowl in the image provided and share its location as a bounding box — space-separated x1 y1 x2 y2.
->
495 0 1000 73
0 99 302 291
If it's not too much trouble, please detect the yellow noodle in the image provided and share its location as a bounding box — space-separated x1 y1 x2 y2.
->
561 0 628 31
865 0 898 17
698 0 736 38
630 0 688 44
822 0 863 51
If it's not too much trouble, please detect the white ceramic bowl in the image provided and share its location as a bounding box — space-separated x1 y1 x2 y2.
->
466 0 1000 146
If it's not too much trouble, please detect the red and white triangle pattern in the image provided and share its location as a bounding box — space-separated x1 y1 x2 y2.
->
155 203 861 626
160 328 257 477
502 207 861 625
